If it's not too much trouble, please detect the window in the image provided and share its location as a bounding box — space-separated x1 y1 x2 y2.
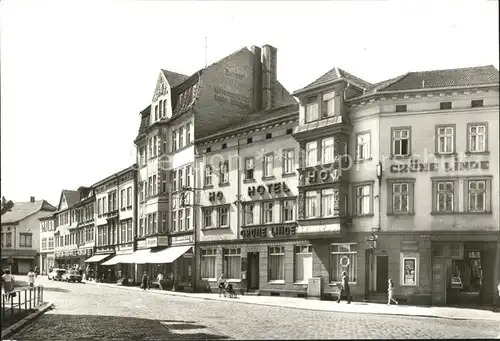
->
219 161 229 184
266 133 272 139
204 166 212 186
20 233 33 248
161 213 167 233
206 147 211 153
163 100 167 118
218 206 229 227
223 248 241 279
468 124 487 153
139 217 144 237
395 104 407 112
243 204 254 225
320 91 335 117
305 191 318 218
305 141 317 167
471 99 483 108
283 200 295 222
48 237 54 249
140 182 146 202
392 128 410 157
153 136 158 157
330 243 357 283
97 198 102 215
148 177 153 196
178 209 184 231
356 132 371 160
245 158 254 180
436 125 454 154
401 254 418 286
440 101 452 110
161 174 168 193
178 126 184 148
172 130 177 152
264 153 274 177
178 169 184 190
172 211 177 232
468 180 486 212
286 128 293 135
436 181 454 212
127 187 132 207
392 183 409 213
139 147 146 166
282 149 295 174
148 137 153 158
203 208 213 228
186 165 192 188
262 202 273 224
127 220 132 242
268 246 285 281
355 185 371 216
120 189 126 209
305 96 319 122
222 143 227 149
247 137 253 144
186 123 191 144
201 249 217 279
103 196 107 213
294 245 312 283
41 238 47 250
322 138 335 164
4 232 12 247
155 105 159 121
321 188 337 217
147 214 152 234
109 191 117 211
152 213 157 233
185 208 191 230
120 221 126 243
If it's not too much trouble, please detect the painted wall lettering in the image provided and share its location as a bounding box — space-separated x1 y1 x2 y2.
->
390 160 490 173
209 191 224 201
240 225 297 239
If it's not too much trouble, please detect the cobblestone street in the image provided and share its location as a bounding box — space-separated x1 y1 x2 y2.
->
8 277 500 340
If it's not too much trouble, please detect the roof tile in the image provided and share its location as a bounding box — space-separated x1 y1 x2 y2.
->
1 200 56 224
161 70 190 88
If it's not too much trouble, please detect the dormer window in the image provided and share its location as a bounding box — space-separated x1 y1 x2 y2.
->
322 91 335 118
305 96 319 123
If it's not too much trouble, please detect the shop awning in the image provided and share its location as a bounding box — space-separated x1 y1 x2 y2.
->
84 254 110 263
101 254 134 266
148 245 192 264
131 249 152 264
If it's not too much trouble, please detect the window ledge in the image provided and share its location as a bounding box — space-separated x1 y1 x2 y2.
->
203 185 214 190
243 179 256 184
268 280 285 285
455 211 492 215
389 155 411 160
465 151 490 156
218 183 231 187
433 153 457 157
386 212 415 216
262 176 276 181
430 211 456 216
354 158 373 164
282 172 296 178
201 227 231 231
352 214 374 218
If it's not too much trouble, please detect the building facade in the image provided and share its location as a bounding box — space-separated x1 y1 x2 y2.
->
39 215 56 274
1 197 56 274
91 165 137 283
72 187 96 269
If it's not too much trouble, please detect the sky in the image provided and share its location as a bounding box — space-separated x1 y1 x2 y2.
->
1 0 498 207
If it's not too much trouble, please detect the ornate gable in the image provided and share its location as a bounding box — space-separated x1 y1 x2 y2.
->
152 73 169 102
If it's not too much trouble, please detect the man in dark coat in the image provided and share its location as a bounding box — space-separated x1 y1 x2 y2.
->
337 271 351 304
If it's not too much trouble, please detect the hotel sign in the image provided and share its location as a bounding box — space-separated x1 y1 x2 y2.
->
390 160 489 173
248 182 291 197
240 225 297 239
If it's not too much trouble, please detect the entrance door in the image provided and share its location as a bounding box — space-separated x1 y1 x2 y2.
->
247 252 260 291
365 249 371 296
376 255 389 293
432 257 447 306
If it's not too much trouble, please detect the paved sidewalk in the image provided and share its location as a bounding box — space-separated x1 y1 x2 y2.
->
84 280 500 322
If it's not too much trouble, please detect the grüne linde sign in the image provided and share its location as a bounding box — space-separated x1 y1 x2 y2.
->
390 160 489 173
240 225 297 239
248 182 291 196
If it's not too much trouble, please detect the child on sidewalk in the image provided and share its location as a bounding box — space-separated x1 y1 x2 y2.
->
388 278 398 305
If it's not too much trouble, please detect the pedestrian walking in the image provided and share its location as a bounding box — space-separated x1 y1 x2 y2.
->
2 269 16 300
387 278 399 305
34 266 39 278
27 268 36 287
141 271 149 291
156 272 164 290
337 271 351 304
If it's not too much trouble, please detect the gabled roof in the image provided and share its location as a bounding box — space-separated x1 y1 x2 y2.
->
293 67 373 95
161 69 190 88
375 65 499 92
1 200 56 224
63 190 81 208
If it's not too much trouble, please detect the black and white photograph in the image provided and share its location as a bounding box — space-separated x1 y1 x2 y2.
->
1 0 499 339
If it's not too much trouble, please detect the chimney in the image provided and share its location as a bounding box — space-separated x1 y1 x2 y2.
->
30 196 35 203
250 46 263 112
262 45 278 110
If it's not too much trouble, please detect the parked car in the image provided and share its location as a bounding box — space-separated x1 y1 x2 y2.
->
450 277 463 291
48 268 66 281
62 270 82 283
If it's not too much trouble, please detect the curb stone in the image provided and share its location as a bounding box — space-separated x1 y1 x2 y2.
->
1 302 54 339
87 281 499 322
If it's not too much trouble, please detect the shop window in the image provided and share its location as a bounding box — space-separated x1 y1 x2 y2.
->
201 249 217 280
294 245 312 283
243 204 254 225
400 253 418 286
330 243 357 283
268 246 285 282
282 200 295 222
223 248 241 280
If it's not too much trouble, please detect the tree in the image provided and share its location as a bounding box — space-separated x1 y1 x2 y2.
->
1 196 14 216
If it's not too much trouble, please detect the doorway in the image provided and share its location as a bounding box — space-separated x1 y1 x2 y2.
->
376 255 389 293
247 252 260 291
